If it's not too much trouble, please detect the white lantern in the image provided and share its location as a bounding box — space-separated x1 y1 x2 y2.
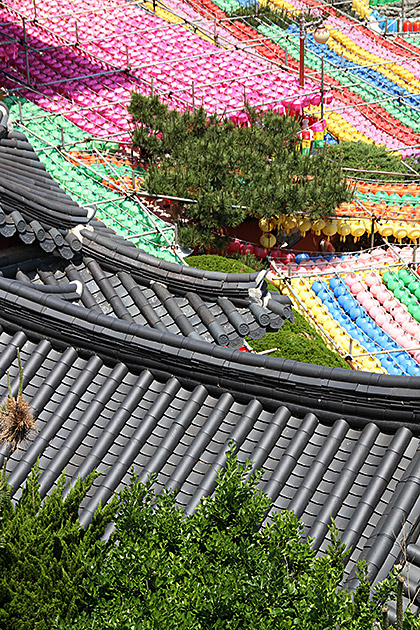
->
313 27 330 44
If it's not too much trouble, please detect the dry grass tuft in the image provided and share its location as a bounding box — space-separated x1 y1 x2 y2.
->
0 394 36 453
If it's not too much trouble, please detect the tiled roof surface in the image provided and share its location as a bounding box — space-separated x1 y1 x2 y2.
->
1 104 420 611
0 102 93 258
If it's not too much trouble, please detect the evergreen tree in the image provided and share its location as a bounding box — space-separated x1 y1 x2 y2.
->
128 95 352 250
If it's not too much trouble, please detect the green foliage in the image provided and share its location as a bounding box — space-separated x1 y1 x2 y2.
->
186 254 257 274
186 255 350 368
326 142 408 181
247 315 351 368
229 250 267 271
129 95 352 250
177 222 228 253
0 466 118 630
226 2 291 30
0 454 418 629
65 449 419 630
187 252 266 272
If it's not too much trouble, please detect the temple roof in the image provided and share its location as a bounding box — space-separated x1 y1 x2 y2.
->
0 103 420 611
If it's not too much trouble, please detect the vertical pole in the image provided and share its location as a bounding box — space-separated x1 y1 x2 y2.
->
349 339 353 358
191 82 195 112
125 45 130 70
131 166 135 191
153 0 156 11
384 18 388 36
299 14 305 87
33 0 37 21
370 217 375 249
18 99 23 123
284 46 288 67
320 56 324 120
22 17 31 86
151 77 154 97
75 21 79 45
214 18 218 46
60 127 65 148
340 51 343 67
413 243 417 265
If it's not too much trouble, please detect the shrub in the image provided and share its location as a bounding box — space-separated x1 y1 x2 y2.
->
186 255 350 368
0 467 117 630
65 449 418 630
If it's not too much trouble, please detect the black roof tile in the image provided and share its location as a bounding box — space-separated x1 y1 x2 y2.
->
0 109 420 607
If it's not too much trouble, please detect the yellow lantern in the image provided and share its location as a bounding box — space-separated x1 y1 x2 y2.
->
258 217 276 233
311 218 326 235
283 216 297 234
260 233 276 248
350 220 365 241
392 222 408 242
408 224 420 242
337 220 351 241
378 222 394 238
362 218 374 234
322 220 338 237
298 217 312 235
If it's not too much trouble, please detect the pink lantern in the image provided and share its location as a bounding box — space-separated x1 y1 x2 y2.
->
382 321 398 337
384 297 398 311
345 273 359 288
374 311 388 327
364 272 380 287
350 282 365 296
370 284 383 298
376 288 392 304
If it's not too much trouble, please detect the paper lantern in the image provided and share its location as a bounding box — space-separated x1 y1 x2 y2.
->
378 222 394 238
323 220 338 237
392 222 408 242
241 243 254 255
311 218 326 235
408 225 420 242
260 233 276 249
283 216 297 233
253 245 267 259
350 221 366 241
227 239 240 254
259 217 276 232
298 217 312 235
337 220 351 241
313 27 330 44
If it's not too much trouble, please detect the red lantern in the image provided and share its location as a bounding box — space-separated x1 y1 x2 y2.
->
283 253 296 264
403 20 412 32
253 246 266 259
227 239 240 254
241 243 254 255
414 21 420 32
270 248 282 259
